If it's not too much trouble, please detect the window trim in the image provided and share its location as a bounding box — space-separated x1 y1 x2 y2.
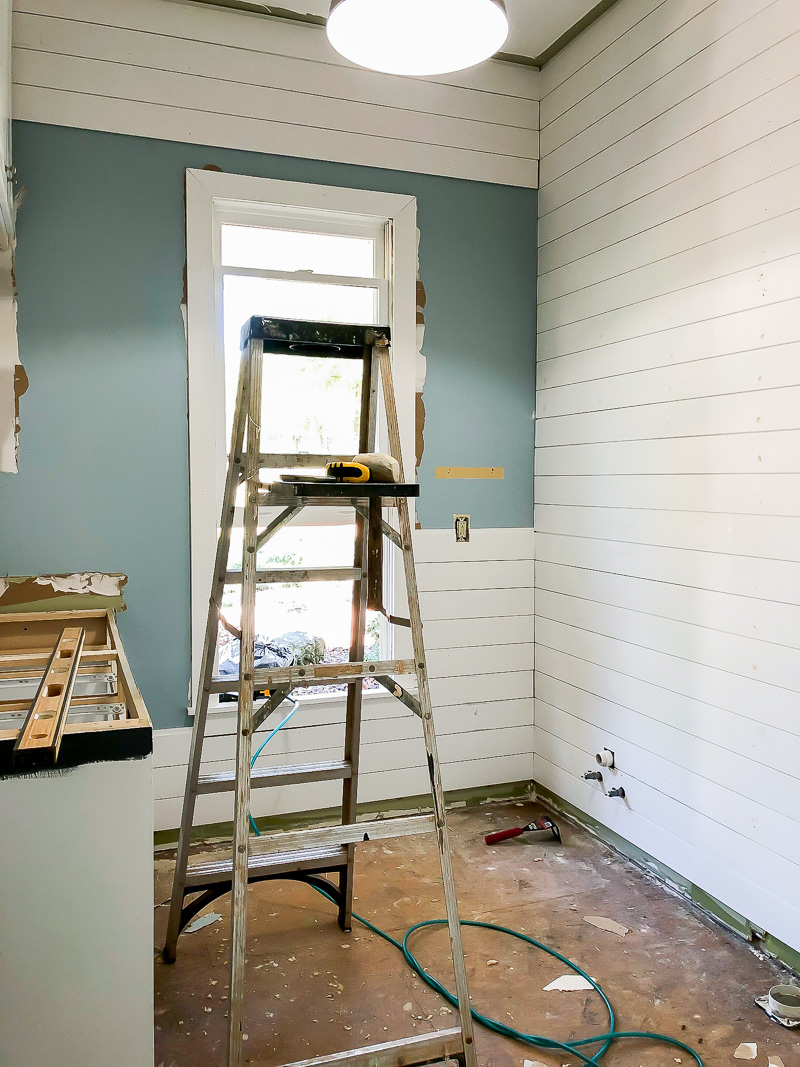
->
185 168 418 710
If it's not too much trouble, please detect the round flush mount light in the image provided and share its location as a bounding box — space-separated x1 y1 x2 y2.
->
326 0 509 77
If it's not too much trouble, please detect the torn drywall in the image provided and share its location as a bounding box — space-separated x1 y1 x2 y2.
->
0 243 25 473
0 573 128 613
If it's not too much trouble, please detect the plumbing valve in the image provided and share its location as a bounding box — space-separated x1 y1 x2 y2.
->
607 787 626 799
582 770 603 782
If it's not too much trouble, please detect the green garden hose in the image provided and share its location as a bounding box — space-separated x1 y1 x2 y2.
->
249 711 704 1066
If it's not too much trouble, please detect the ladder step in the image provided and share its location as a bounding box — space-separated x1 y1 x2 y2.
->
210 657 417 693
185 845 348 888
197 758 352 794
184 815 436 886
275 1028 464 1067
250 814 434 858
225 567 361 585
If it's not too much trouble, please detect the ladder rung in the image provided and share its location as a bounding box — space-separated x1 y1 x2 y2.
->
210 657 417 693
225 567 361 584
185 845 348 888
259 452 353 468
275 1028 464 1067
250 813 434 858
197 758 352 794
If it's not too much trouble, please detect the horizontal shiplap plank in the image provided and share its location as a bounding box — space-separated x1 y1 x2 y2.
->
416 559 534 592
156 700 534 775
536 587 800 691
535 614 800 735
423 615 534 651
12 49 537 160
539 78 800 242
11 0 539 186
155 751 534 831
536 387 800 447
540 166 800 304
532 742 800 950
14 0 540 100
535 644 800 781
541 39 800 206
419 586 534 622
537 253 800 359
534 472 800 517
542 0 778 154
13 11 536 129
536 299 800 383
542 3 800 182
537 345 800 418
428 642 533 680
535 560 800 649
536 696 800 859
540 0 668 119
539 210 800 332
534 430 800 477
12 88 536 192
413 527 534 564
535 530 800 606
540 120 800 274
534 503 800 562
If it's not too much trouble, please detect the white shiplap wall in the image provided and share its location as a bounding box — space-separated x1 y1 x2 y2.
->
154 528 534 831
535 0 800 951
10 0 539 187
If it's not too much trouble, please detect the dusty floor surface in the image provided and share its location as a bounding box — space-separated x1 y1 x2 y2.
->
154 800 799 1067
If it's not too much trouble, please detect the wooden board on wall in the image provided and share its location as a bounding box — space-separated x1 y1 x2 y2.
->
535 0 800 953
11 0 540 187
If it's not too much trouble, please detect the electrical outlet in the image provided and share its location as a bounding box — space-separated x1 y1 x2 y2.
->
454 514 470 542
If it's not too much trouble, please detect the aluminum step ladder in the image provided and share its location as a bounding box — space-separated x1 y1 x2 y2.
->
163 317 477 1067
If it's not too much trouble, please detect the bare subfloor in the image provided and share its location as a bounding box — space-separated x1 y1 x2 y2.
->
154 801 799 1067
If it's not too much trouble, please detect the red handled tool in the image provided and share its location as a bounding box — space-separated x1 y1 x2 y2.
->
485 815 561 845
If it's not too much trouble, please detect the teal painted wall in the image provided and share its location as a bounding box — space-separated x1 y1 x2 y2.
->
0 122 536 729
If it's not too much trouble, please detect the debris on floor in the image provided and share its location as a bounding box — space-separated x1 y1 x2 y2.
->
733 1041 758 1059
582 915 630 937
755 983 800 1028
184 912 223 934
542 975 594 992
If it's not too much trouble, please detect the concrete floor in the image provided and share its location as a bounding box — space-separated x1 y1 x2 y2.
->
154 800 799 1067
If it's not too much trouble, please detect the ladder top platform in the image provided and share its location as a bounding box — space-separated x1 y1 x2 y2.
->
241 316 391 356
268 480 419 499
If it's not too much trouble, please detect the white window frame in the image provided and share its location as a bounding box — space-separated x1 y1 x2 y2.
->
185 168 418 710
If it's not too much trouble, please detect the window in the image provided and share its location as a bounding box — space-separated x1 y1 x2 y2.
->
185 171 418 710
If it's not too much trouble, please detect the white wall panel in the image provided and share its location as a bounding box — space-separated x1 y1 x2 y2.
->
10 0 539 186
154 528 535 831
536 0 800 952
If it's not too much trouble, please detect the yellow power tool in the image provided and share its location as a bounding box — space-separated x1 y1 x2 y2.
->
326 461 371 483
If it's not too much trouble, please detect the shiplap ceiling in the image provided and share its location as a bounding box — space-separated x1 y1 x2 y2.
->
261 0 602 64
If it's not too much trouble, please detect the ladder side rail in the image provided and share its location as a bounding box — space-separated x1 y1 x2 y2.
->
377 343 478 1067
228 336 264 1067
164 340 251 963
339 343 378 931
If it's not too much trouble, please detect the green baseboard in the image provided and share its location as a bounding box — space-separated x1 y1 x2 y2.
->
534 783 799 978
153 778 533 849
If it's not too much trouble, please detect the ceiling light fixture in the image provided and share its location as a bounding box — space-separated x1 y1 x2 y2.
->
326 0 509 77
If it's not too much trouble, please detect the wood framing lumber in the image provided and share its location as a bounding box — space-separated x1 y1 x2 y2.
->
12 626 85 765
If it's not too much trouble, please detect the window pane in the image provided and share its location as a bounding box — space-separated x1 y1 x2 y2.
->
221 224 376 277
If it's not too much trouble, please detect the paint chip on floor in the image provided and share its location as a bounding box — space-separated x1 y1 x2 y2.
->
583 916 630 937
185 912 223 934
543 975 594 992
734 1043 757 1059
